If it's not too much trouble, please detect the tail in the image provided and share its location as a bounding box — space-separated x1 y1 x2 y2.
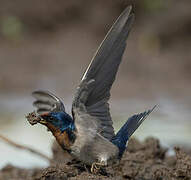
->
111 105 156 158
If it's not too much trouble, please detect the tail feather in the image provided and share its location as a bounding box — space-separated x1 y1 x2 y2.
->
111 105 156 157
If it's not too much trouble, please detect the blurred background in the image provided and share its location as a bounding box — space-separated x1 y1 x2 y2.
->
0 0 191 169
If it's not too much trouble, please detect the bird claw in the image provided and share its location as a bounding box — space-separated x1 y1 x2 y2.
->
91 162 106 174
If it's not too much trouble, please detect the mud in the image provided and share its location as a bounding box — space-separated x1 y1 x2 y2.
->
26 111 42 125
0 138 191 180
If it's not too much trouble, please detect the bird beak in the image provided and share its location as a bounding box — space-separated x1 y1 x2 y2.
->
39 119 47 124
26 111 48 125
39 112 50 124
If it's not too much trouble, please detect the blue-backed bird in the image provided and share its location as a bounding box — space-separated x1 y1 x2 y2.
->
29 6 156 172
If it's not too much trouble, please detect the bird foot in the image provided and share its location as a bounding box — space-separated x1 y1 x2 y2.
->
91 162 106 174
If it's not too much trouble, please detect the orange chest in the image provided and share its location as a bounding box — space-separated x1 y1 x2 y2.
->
54 131 71 149
46 123 71 150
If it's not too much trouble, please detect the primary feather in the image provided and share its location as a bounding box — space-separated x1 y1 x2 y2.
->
72 6 134 140
32 90 65 114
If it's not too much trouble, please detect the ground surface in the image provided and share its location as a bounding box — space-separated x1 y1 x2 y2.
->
0 138 191 180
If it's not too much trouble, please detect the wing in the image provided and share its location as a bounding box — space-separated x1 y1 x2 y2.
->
72 6 134 140
32 90 65 115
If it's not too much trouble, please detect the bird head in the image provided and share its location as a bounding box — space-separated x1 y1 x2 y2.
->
39 111 75 133
38 111 76 151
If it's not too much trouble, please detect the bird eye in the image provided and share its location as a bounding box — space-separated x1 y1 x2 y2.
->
49 117 54 121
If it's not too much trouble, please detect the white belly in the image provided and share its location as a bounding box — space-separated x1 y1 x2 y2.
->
71 133 119 165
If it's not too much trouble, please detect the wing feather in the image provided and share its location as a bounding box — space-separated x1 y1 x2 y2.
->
72 6 134 140
32 90 65 115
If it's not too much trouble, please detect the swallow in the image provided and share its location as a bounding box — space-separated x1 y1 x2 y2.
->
29 6 155 173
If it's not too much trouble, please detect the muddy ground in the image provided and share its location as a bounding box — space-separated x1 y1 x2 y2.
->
0 138 191 180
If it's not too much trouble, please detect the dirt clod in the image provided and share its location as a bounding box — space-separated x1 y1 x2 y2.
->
26 111 41 125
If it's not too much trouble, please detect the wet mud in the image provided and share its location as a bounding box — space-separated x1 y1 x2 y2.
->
1 138 191 180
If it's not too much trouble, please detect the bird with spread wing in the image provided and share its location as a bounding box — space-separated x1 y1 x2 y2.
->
28 6 155 173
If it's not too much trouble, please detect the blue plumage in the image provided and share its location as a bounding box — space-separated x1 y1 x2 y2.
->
111 106 156 158
43 112 75 132
111 129 129 158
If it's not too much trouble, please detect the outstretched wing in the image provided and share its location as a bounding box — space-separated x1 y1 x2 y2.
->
32 90 65 115
72 6 134 140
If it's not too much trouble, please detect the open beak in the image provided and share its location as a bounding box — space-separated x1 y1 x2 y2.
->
26 111 48 126
39 112 50 125
39 119 47 124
